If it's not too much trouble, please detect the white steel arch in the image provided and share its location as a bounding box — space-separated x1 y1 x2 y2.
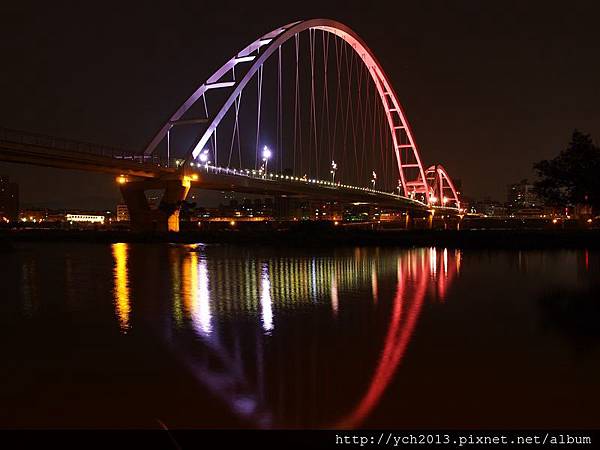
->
144 19 431 200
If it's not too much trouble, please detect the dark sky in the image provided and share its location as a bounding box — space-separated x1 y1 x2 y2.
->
1 0 600 209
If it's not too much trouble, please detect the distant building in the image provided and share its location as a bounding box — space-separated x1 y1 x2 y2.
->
0 175 19 222
66 214 105 224
19 209 48 223
507 179 540 210
116 204 130 222
470 198 508 216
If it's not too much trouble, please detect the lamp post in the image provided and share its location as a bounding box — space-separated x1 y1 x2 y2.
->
262 145 272 176
330 160 337 183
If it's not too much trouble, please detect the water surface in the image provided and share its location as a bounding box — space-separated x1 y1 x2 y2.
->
1 243 598 428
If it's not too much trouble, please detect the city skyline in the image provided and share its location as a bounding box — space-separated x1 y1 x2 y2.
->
2 1 600 209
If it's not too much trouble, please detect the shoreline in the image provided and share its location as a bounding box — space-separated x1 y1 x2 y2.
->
1 227 600 249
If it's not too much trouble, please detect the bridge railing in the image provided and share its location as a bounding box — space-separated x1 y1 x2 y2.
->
0 127 169 167
189 162 433 206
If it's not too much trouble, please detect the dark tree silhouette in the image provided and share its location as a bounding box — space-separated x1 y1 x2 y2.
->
533 130 600 211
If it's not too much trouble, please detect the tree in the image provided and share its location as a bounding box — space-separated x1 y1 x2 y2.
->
533 130 600 212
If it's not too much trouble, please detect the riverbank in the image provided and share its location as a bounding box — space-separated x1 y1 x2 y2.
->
1 226 600 249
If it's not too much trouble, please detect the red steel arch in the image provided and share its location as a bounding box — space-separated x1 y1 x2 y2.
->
423 164 461 209
143 19 431 200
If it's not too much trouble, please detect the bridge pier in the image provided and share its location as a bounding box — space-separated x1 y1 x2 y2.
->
120 178 190 232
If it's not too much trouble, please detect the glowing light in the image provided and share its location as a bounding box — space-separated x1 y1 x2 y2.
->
262 145 272 160
191 174 199 181
552 218 558 224
260 265 274 333
111 243 131 333
116 175 127 184
199 149 209 163
430 196 438 204
230 220 236 226
587 218 593 223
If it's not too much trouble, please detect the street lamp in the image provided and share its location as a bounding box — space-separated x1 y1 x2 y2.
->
262 145 272 176
330 160 337 183
199 149 210 170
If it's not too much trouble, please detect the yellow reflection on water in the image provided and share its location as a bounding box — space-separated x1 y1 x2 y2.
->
183 251 212 335
111 243 131 333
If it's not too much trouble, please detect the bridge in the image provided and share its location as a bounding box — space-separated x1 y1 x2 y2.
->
0 19 461 231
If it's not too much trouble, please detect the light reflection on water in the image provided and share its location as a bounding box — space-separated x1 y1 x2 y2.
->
3 244 598 428
109 244 460 428
112 243 131 333
260 263 274 334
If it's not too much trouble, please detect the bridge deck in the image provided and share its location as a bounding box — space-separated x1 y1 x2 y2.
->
0 127 173 178
185 166 430 210
0 127 457 213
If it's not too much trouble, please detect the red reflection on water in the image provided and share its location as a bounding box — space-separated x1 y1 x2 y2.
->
336 251 427 428
335 248 459 429
436 248 459 302
585 249 589 271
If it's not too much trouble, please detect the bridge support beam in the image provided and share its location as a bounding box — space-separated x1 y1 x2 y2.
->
120 178 190 232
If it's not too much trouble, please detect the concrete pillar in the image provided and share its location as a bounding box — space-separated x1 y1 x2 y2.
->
120 178 190 232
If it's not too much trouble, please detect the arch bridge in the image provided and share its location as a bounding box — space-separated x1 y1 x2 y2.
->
0 19 461 231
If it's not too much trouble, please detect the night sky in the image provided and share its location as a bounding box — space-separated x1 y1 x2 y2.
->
1 1 599 209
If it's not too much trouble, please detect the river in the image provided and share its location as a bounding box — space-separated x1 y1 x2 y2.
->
1 243 598 428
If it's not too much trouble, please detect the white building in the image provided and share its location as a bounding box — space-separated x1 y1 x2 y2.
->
66 214 105 224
